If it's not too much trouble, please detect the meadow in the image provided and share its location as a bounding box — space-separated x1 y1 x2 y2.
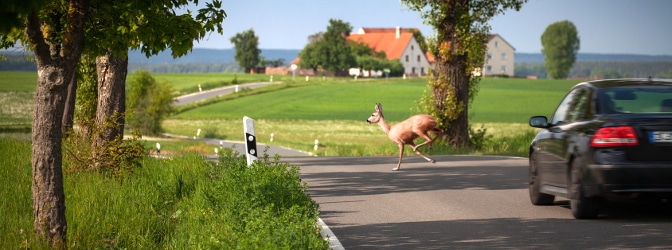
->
163 76 579 156
0 70 580 248
0 71 580 156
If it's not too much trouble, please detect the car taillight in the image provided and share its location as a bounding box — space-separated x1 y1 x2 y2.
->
590 126 639 147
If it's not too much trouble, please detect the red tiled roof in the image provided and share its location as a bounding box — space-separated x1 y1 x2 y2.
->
290 57 300 65
347 32 414 60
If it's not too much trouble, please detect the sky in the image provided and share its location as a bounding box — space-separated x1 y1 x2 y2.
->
188 0 672 55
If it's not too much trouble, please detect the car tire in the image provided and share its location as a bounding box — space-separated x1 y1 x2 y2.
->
529 152 555 205
569 159 600 219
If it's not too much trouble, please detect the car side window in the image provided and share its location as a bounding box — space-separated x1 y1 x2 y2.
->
550 88 591 126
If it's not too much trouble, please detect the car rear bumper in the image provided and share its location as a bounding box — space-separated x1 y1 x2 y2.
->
585 163 672 196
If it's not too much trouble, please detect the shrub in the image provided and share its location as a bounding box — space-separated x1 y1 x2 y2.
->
126 70 176 135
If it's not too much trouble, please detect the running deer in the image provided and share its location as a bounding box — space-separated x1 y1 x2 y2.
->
366 103 441 171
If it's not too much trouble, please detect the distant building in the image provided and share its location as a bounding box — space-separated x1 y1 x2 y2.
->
483 34 515 77
348 27 431 77
290 28 515 78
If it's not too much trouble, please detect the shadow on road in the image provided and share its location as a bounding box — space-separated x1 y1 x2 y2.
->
328 215 672 249
299 165 528 197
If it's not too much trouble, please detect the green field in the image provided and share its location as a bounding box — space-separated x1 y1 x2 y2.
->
149 72 293 95
172 77 577 123
0 70 581 156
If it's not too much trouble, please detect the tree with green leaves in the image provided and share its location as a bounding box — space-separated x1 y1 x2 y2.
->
0 0 225 246
402 0 527 147
230 29 261 73
298 19 356 76
541 20 580 79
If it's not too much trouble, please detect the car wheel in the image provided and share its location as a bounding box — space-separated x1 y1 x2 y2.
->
569 159 601 219
529 152 554 205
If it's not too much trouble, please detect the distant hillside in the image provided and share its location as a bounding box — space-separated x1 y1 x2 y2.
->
128 48 300 65
516 53 672 64
3 48 671 77
128 49 672 65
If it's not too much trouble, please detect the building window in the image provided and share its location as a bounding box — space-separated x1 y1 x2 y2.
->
501 53 507 60
417 55 421 62
501 65 507 73
495 41 499 48
486 65 492 73
405 55 409 62
421 67 425 75
411 45 414 50
487 53 492 60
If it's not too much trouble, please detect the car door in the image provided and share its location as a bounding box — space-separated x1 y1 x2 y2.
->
543 87 592 187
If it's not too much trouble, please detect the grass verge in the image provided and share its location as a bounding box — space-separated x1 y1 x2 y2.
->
0 137 329 249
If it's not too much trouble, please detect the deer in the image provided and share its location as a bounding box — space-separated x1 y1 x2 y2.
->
366 103 442 171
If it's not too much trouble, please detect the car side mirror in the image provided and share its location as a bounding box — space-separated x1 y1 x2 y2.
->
529 116 548 128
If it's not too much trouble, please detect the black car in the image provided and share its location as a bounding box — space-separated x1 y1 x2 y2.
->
528 78 672 219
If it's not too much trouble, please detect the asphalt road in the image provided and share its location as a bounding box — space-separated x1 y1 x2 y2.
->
174 81 280 106
282 155 672 249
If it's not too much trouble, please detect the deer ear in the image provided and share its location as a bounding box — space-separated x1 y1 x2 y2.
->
376 103 383 113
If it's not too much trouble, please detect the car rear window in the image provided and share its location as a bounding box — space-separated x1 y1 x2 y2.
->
601 86 672 114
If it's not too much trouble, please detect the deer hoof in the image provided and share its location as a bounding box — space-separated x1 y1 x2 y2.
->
430 159 436 163
392 167 400 171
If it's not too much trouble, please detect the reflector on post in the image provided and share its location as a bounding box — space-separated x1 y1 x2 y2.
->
243 116 257 166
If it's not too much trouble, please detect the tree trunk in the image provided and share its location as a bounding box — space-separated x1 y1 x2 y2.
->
25 0 87 246
62 72 77 134
435 0 473 148
92 51 128 164
445 54 472 147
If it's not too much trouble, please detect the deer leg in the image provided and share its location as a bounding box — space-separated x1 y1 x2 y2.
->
412 131 435 151
409 141 436 164
393 143 404 171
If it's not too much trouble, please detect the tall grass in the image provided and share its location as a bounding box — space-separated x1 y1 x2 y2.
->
0 138 328 249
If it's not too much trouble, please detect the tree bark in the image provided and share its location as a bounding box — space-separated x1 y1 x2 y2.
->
445 54 472 147
436 0 473 148
62 72 77 134
92 51 128 164
24 0 87 247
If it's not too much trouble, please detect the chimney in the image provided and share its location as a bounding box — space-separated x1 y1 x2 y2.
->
395 26 400 39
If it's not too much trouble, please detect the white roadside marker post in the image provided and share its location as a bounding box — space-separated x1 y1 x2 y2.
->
314 139 319 151
156 143 161 156
243 116 257 166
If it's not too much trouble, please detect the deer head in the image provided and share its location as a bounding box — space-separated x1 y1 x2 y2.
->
366 103 384 124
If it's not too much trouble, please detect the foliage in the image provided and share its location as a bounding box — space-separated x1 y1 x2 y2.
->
411 29 429 53
0 138 328 249
63 123 146 176
541 20 580 79
230 29 261 73
298 19 356 75
350 40 386 59
469 124 493 150
403 0 528 147
74 56 99 134
126 70 176 135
